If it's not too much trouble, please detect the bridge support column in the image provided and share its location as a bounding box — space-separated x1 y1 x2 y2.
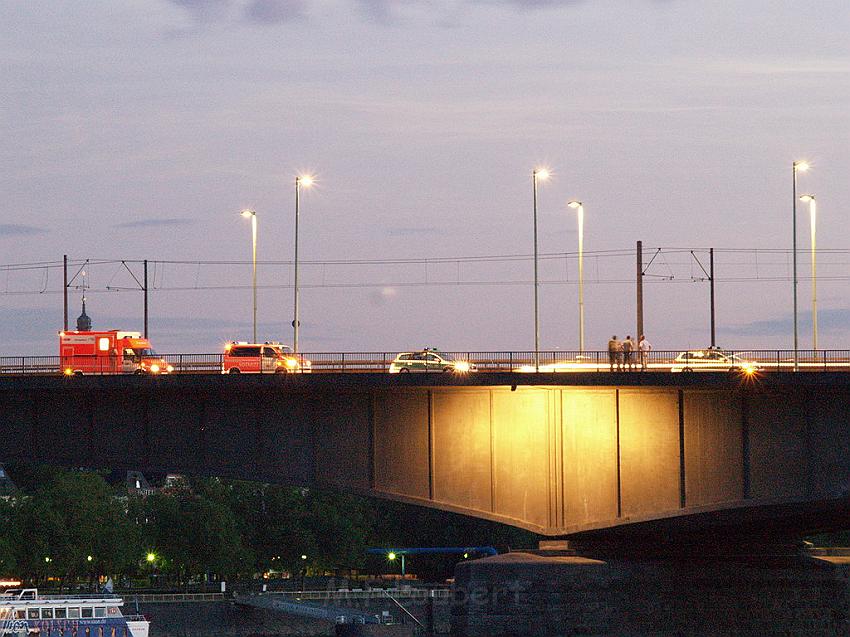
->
451 548 850 636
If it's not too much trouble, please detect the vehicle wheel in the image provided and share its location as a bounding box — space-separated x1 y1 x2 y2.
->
134 369 143 375
74 371 84 377
228 368 241 374
443 366 454 373
398 368 410 374
682 367 693 373
729 367 740 373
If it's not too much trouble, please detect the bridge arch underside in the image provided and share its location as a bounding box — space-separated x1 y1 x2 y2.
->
2 376 850 540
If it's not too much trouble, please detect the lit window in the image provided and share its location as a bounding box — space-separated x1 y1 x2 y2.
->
98 338 110 352
95 607 106 617
68 608 81 618
42 608 54 619
55 608 67 619
28 609 39 619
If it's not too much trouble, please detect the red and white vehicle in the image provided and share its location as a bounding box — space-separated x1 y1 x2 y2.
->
222 342 311 374
59 330 173 376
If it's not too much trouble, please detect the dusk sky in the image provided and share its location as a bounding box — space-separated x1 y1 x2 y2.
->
2 1 849 355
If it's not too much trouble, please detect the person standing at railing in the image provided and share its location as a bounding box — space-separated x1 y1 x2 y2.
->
639 335 652 371
623 335 636 371
608 336 621 372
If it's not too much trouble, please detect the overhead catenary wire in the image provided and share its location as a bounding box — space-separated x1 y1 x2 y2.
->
0 247 847 297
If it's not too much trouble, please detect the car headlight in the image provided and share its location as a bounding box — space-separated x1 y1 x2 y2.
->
285 358 298 368
149 364 161 373
166 364 174 373
454 361 470 373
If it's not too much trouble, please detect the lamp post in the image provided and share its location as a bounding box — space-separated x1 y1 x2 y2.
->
800 194 817 350
792 160 809 370
532 168 550 370
567 201 584 354
388 551 406 577
293 175 314 353
241 209 258 342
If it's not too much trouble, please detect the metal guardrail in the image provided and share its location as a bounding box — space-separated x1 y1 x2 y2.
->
3 350 850 375
125 593 225 603
274 588 452 601
235 592 381 624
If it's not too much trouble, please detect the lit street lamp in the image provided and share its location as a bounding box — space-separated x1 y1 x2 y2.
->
567 200 585 354
532 167 550 370
800 194 817 350
388 551 406 576
293 175 314 353
792 160 809 370
241 209 258 342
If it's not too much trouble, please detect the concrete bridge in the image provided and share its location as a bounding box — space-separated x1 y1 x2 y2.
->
2 372 849 542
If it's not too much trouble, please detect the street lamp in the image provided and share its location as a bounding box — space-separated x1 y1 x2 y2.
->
792 160 809 370
241 209 258 342
388 551 406 577
800 194 817 350
567 200 585 354
293 175 314 353
532 167 550 370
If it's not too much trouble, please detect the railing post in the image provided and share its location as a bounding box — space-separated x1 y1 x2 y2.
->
341 352 345 372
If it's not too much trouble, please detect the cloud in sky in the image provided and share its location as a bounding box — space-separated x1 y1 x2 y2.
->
385 226 448 238
166 0 605 25
723 309 850 338
112 219 196 229
0 224 48 237
244 0 306 23
168 0 232 22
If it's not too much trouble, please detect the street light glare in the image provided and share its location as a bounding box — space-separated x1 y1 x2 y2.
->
297 175 314 187
240 209 256 218
534 168 550 181
794 160 810 172
799 194 815 202
567 200 582 209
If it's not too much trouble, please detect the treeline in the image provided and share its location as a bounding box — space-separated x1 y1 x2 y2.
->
0 466 537 587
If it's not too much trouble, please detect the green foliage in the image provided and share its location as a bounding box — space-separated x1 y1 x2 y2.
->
12 471 139 584
0 467 539 585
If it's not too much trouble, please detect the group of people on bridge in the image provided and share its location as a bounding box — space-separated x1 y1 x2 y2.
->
608 334 651 371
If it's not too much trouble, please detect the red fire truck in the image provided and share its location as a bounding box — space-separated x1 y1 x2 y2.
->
59 330 174 375
222 342 311 374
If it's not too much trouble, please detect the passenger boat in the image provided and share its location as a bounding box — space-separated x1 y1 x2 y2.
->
0 589 149 637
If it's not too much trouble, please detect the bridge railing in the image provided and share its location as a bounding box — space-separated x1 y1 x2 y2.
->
4 350 850 375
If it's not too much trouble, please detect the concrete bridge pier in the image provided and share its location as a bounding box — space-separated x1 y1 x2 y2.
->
450 542 850 636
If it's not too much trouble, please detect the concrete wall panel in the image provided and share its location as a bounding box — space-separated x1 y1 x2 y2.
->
805 393 850 500
683 391 743 506
492 388 550 528
0 400 31 462
373 391 430 499
619 390 680 518
191 399 258 478
314 395 371 491
748 394 806 500
432 390 493 513
36 394 97 465
561 389 619 527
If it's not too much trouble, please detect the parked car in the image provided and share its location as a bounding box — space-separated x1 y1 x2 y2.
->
389 349 476 374
671 349 758 373
222 342 311 374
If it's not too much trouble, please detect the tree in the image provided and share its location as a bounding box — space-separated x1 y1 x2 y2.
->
14 470 138 588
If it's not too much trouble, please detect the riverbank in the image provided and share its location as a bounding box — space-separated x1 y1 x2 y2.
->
138 600 334 637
